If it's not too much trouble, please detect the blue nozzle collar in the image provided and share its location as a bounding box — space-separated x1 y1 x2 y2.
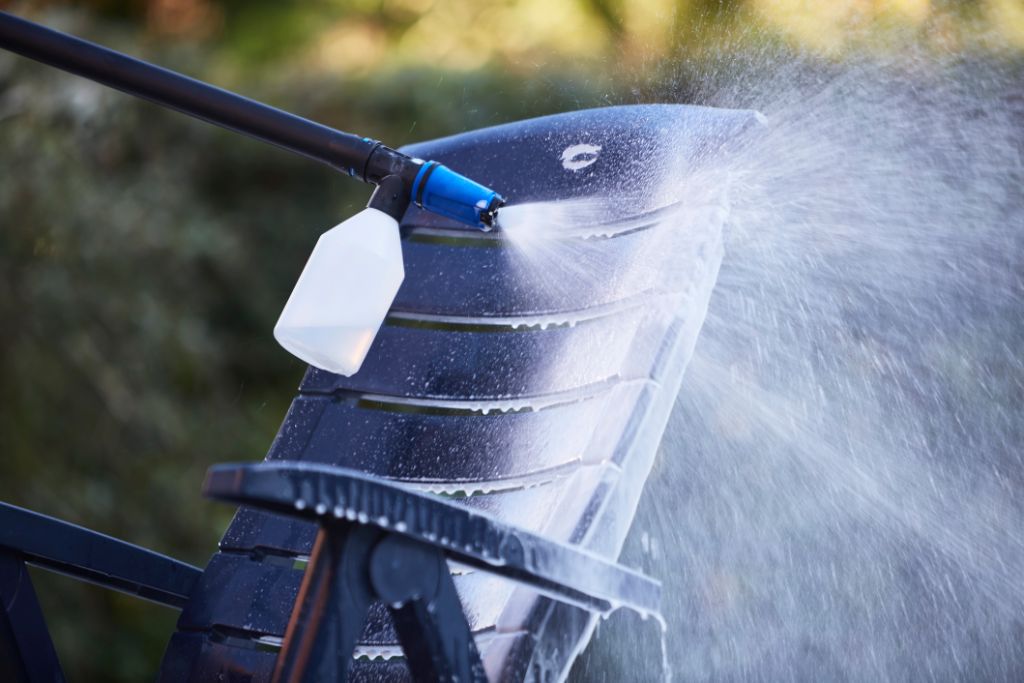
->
411 161 504 229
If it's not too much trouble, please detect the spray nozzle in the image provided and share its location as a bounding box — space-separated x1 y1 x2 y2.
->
411 161 506 229
362 148 505 228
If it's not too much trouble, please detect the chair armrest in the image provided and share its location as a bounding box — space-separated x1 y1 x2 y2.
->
203 462 661 683
204 461 660 617
0 502 201 608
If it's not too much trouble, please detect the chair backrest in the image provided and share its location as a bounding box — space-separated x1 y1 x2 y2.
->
156 104 763 682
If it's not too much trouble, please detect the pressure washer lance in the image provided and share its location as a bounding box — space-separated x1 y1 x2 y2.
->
0 11 505 375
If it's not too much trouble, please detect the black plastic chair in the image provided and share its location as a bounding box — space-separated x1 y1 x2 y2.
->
2 104 762 682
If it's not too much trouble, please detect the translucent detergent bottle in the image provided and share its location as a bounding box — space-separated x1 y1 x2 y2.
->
273 208 404 376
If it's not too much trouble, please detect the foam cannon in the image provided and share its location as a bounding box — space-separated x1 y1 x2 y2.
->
0 11 505 375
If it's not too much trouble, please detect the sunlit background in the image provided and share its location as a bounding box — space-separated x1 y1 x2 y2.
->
1 1 1022 680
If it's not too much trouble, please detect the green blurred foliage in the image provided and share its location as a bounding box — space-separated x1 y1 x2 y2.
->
0 0 1022 680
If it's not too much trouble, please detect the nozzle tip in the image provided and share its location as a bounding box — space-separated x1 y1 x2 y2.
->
479 195 506 230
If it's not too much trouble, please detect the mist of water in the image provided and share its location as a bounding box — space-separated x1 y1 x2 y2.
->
666 62 1021 682
551 48 1024 681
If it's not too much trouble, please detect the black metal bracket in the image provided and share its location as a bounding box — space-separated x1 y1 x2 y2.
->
203 462 661 683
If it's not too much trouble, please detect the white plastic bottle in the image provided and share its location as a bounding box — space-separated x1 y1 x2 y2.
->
274 208 404 376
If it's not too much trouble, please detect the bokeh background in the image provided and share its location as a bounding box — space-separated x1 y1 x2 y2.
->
1 1 1022 680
